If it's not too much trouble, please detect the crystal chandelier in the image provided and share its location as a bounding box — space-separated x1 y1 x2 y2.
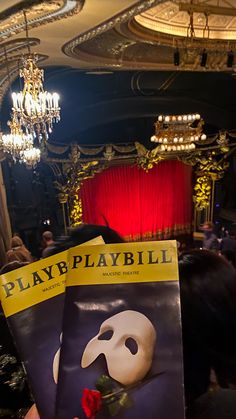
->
151 113 207 153
11 10 60 140
0 112 33 161
12 54 60 140
20 147 41 168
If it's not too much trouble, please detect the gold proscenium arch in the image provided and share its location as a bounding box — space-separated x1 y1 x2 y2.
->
45 131 235 235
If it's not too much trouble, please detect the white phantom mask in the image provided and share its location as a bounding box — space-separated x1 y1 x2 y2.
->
53 333 62 384
81 310 156 386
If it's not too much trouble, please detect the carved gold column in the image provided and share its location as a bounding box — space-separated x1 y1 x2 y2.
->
54 145 103 229
58 191 69 235
193 156 229 228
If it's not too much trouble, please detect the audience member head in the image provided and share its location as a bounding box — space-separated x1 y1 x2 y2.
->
42 231 54 245
7 236 32 263
44 224 124 257
201 221 214 237
179 250 236 404
11 236 24 248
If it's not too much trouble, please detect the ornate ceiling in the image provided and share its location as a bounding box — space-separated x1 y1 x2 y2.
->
1 0 236 117
135 1 236 41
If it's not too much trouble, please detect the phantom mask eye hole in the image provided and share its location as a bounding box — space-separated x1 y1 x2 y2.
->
98 330 113 341
125 337 138 355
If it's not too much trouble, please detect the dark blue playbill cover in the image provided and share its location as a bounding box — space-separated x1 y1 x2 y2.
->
0 237 104 419
56 240 185 419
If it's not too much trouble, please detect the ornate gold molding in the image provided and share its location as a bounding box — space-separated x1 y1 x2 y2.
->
62 0 160 59
0 1 85 42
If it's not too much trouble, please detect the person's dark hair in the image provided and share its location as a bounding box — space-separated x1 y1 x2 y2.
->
228 229 236 238
0 261 29 274
44 224 124 257
179 250 236 404
221 249 236 268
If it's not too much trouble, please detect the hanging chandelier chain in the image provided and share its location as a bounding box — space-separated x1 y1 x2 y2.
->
4 46 13 97
23 9 31 56
203 13 210 39
187 11 195 39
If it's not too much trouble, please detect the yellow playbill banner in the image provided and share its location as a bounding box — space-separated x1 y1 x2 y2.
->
0 236 104 317
0 239 177 317
67 240 178 286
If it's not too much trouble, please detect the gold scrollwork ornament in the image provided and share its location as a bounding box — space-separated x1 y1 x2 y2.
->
193 174 212 211
70 194 83 226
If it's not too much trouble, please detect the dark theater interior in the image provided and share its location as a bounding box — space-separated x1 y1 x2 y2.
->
1 2 236 419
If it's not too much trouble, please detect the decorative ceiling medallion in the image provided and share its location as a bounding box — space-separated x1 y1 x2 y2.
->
135 0 236 42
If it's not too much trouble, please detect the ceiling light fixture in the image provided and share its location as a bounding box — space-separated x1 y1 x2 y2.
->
0 112 33 161
0 47 34 161
150 113 207 153
11 10 60 141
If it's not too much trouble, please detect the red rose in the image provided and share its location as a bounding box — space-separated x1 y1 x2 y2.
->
81 388 102 419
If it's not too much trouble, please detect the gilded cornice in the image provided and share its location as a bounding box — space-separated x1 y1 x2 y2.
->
0 0 85 42
62 0 161 59
128 18 236 51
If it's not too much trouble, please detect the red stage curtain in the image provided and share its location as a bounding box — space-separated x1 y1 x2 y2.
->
79 161 192 240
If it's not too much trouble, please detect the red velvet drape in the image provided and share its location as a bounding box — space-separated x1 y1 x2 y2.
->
79 161 192 240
